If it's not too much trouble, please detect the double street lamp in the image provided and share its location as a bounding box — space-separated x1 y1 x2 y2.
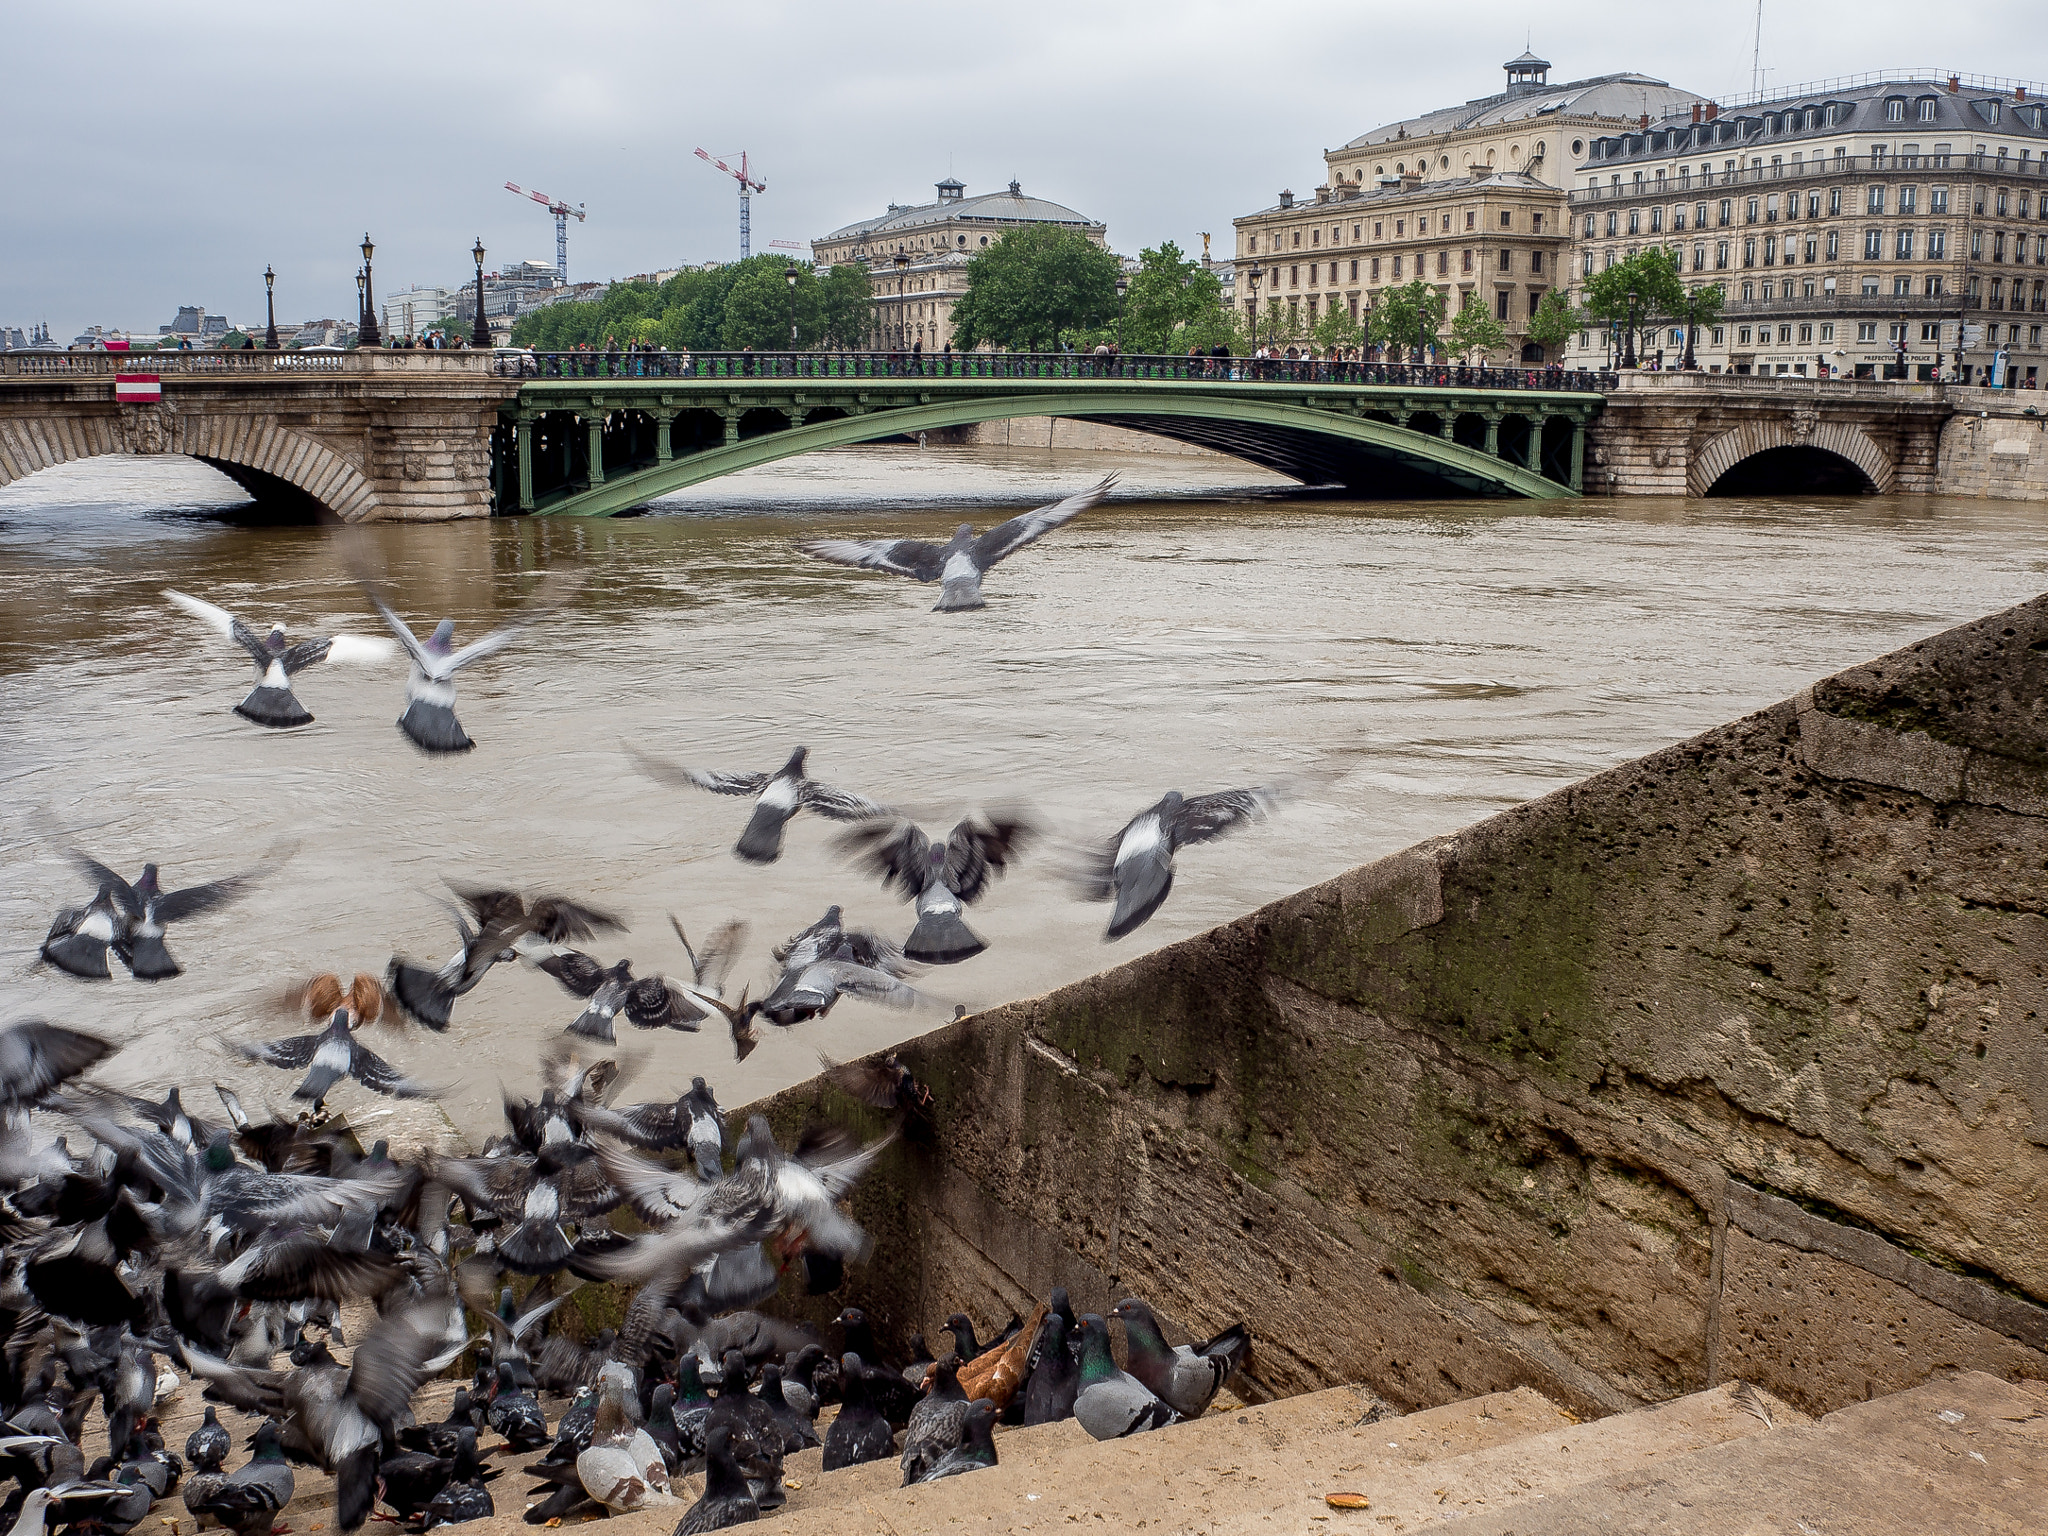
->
892 251 909 351
355 269 366 341
262 265 279 350
358 234 381 347
1114 272 1129 353
1621 287 1640 369
784 264 800 350
471 239 492 349
1245 265 1263 355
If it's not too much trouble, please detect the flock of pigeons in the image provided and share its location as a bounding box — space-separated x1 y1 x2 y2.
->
10 477 1275 1532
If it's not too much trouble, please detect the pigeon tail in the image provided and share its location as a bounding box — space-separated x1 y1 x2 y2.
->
563 1008 617 1044
498 1219 574 1275
40 932 112 979
1106 864 1173 941
931 577 985 612
121 932 183 981
902 909 987 966
234 685 314 729
398 700 474 754
336 1443 380 1532
386 960 457 1030
733 804 789 865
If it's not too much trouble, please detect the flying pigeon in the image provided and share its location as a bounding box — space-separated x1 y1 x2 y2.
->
238 1009 438 1105
798 474 1116 610
46 846 282 980
627 743 887 863
363 574 576 753
835 810 1036 963
749 940 926 1027
576 1075 727 1181
1069 785 1281 940
163 589 393 728
545 953 706 1042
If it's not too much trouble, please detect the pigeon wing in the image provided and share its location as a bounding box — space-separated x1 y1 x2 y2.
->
165 590 273 667
591 1139 711 1226
240 1033 321 1071
1169 786 1280 848
797 537 947 582
363 589 431 670
525 895 626 944
444 571 582 674
943 811 1037 904
622 976 705 1031
969 475 1116 569
320 634 395 665
833 819 932 901
277 638 334 675
66 850 140 916
625 744 769 797
153 854 277 924
817 961 922 1010
553 1156 624 1219
819 1054 908 1112
348 1042 439 1099
675 916 746 992
538 948 608 997
799 780 888 822
347 1301 467 1425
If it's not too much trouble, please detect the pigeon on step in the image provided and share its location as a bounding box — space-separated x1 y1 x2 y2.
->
912 1399 998 1482
897 1353 970 1486
820 1353 895 1470
834 810 1036 963
627 744 886 864
675 1423 757 1533
1109 1297 1250 1418
164 589 394 729
1072 1315 1178 1441
797 475 1116 611
1068 785 1281 940
1022 1306 1080 1425
182 1418 295 1536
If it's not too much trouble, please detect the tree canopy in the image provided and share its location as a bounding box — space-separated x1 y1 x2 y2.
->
1367 279 1447 359
950 226 1121 351
1582 250 1725 360
507 256 873 352
1445 293 1509 362
1524 288 1579 352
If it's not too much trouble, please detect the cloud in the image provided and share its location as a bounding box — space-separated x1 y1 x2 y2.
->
3 0 2038 338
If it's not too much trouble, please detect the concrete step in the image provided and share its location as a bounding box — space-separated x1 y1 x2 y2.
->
1446 1369 2048 1536
738 1383 1578 1533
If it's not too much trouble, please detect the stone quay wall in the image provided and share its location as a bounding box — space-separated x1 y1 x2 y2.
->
755 592 2048 1422
1937 391 2048 499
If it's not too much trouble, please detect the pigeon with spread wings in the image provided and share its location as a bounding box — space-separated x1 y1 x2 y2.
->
835 810 1036 963
163 589 393 729
238 1009 439 1106
798 475 1115 611
1069 786 1281 941
48 845 285 981
362 573 577 753
627 743 887 864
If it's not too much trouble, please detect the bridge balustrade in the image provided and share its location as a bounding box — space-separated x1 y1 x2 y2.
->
495 349 1616 392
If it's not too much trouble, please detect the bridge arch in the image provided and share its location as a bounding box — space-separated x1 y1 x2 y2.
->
513 388 1584 516
1689 418 1894 496
0 409 378 521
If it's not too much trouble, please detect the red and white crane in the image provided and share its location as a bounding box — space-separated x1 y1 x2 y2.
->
694 149 765 260
504 182 586 286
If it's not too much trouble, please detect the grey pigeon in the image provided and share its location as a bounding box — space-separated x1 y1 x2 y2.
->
54 847 279 980
0 1021 116 1107
836 810 1037 964
184 1418 295 1536
913 1399 998 1482
164 589 393 728
364 574 575 754
676 1423 757 1533
1111 1297 1249 1418
1070 785 1280 940
898 1354 970 1486
238 1009 437 1105
798 475 1117 611
1072 1315 1177 1441
627 743 886 864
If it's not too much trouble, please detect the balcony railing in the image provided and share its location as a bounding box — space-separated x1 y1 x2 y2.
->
1570 151 2047 204
0 348 500 378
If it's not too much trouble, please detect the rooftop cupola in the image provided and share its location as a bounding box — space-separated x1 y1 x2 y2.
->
1503 48 1551 97
936 178 965 203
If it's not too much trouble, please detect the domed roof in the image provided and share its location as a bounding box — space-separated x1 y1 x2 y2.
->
817 181 1099 245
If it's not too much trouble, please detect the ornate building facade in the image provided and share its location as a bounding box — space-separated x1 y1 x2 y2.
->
1231 53 1707 359
811 180 1106 351
1561 73 2048 382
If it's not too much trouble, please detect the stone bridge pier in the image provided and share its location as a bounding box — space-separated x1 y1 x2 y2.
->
0 352 516 521
1584 373 1951 496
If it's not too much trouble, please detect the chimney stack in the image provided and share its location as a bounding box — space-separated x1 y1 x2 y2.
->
1691 102 1703 123
1705 101 1719 120
1948 75 1960 93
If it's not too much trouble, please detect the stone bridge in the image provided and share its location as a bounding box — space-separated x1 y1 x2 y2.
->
0 350 1986 519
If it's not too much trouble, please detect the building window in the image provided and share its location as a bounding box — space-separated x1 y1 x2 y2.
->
1292 231 1301 248
1921 322 1941 341
1374 222 1383 238
1799 323 1813 342
1693 241 1707 271
1439 251 1449 275
1605 211 1618 236
1393 256 1402 277
1743 236 1757 266
1764 235 1777 265
1713 326 1726 344
1898 185 1917 215
1857 322 1878 341
1312 228 1320 244
1742 281 1755 301
1864 228 1883 259
1738 326 1753 344
1719 198 1733 226
1828 187 1842 216
1674 206 1687 232
1530 250 1543 273
1496 290 1510 320
1995 232 2008 261
1716 240 1730 268
1462 249 1473 273
1895 275 1913 295
1920 96 1937 122
1746 196 1760 223
1498 248 1511 272
1826 229 1841 260
1779 325 1794 344
1350 259 1358 279
1697 201 1710 227
1819 322 1834 341
1998 189 2011 216
1886 98 1905 122
1583 212 1596 237
1927 275 1944 295
1898 228 1915 259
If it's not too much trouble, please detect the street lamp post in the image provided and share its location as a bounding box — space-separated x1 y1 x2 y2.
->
1245 266 1262 359
1621 287 1639 368
893 251 909 353
263 265 279 350
471 239 491 349
358 234 382 347
1680 289 1698 371
1114 272 1129 355
784 264 800 351
355 268 366 342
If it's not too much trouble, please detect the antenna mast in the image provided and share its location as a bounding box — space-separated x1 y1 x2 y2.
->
1751 0 1764 97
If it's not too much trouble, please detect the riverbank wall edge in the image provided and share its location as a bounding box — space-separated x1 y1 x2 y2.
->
750 590 2048 1421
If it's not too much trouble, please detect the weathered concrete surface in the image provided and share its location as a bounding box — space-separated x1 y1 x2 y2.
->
760 592 2048 1421
1938 390 2048 501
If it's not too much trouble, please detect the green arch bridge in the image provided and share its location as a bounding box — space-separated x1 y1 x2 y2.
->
494 353 1609 515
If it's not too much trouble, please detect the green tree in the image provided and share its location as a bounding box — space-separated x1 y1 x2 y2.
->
817 263 875 349
1368 279 1447 361
1445 293 1509 363
1671 280 1726 363
1115 241 1233 354
951 226 1120 351
1524 288 1580 356
719 257 824 350
1310 299 1364 354
1583 249 1686 361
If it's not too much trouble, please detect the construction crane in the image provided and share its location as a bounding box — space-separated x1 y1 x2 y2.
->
504 182 586 286
694 149 765 260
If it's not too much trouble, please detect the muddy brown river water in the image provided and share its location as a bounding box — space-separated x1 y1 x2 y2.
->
2 445 2043 1147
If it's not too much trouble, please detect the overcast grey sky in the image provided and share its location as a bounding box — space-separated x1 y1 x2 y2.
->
6 0 2044 338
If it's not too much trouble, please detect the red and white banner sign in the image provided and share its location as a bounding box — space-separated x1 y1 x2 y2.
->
114 374 161 403
104 337 130 352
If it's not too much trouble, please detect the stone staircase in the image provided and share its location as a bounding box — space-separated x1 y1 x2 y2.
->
131 1368 2043 1535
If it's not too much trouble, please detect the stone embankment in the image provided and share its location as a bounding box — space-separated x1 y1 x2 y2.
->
1938 389 2048 498
759 589 2048 1426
